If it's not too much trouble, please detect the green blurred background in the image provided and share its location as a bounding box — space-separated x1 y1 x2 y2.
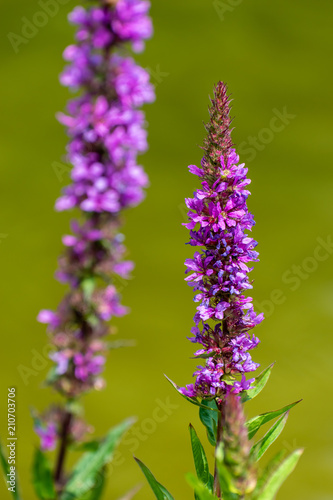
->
1 0 333 498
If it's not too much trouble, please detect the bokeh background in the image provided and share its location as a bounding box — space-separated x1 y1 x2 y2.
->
1 0 333 498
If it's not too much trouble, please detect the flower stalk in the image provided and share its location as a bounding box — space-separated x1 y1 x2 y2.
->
135 82 302 500
34 0 154 495
177 81 263 497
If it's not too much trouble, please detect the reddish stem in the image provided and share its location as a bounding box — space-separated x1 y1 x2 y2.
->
54 411 72 491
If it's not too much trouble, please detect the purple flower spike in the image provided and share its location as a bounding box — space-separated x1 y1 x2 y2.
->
35 0 154 484
37 0 154 403
180 83 263 401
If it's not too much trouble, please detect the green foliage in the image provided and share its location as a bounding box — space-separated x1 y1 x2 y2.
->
210 393 302 500
135 458 175 500
61 418 135 500
246 401 301 440
186 473 218 500
251 450 286 497
199 400 218 446
0 439 21 500
241 365 275 404
189 424 210 487
32 449 56 499
71 441 101 453
251 413 289 461
75 468 106 500
253 449 303 500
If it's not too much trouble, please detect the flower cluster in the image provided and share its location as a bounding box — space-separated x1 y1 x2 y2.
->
180 83 263 401
57 1 154 213
35 0 154 451
34 406 93 452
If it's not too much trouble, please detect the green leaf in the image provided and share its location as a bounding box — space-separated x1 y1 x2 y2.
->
189 425 210 486
241 364 275 403
255 449 303 500
76 467 106 500
62 418 135 500
44 365 59 385
0 440 21 500
199 400 218 446
252 450 287 496
246 400 301 440
71 441 100 453
165 376 218 412
186 473 218 500
32 449 56 500
208 474 215 494
134 458 174 500
251 412 289 461
116 484 142 500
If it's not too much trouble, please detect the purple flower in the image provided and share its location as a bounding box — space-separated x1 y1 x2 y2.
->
35 423 58 451
180 83 263 400
232 375 255 395
37 310 59 329
74 352 105 382
94 285 129 321
112 0 153 52
50 351 70 375
111 55 155 108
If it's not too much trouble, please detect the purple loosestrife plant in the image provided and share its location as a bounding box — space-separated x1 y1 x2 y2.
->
135 83 302 500
4 1 154 499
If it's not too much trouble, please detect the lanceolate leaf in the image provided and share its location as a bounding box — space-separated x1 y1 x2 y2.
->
165 376 218 412
62 418 135 500
0 440 21 500
254 449 303 500
186 473 218 500
76 467 106 500
251 412 289 461
134 458 174 500
189 424 210 486
246 401 301 440
32 449 56 500
252 450 287 496
241 364 275 404
199 400 218 446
